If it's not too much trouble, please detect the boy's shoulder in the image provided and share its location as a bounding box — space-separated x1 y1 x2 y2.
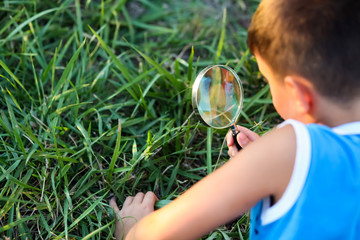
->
250 120 360 239
235 119 360 205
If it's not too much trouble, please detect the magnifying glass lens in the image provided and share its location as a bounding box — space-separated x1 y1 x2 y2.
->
192 65 244 150
195 66 243 128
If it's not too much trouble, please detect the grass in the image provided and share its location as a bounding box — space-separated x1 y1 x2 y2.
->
0 0 280 239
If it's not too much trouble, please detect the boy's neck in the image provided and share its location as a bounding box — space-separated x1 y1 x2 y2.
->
314 97 360 127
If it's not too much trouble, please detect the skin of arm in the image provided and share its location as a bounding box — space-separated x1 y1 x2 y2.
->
125 124 296 240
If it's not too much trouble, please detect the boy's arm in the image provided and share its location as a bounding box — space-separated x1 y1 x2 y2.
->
126 125 296 240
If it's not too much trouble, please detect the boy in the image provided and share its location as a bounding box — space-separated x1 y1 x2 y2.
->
110 0 360 238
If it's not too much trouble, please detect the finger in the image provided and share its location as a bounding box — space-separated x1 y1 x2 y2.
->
109 197 121 220
228 147 238 158
237 132 250 148
226 130 234 147
142 191 158 207
133 192 145 204
227 149 232 158
235 125 260 141
109 197 121 212
123 196 134 207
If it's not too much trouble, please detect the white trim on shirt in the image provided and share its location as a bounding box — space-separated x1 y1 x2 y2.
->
332 122 360 135
261 119 312 225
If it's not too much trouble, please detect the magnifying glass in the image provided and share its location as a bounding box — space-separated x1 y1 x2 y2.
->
192 65 243 150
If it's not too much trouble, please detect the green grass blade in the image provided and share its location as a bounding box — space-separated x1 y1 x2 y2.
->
17 123 45 152
0 8 25 36
3 90 25 154
214 8 227 63
5 88 22 112
75 0 84 42
49 40 86 109
0 60 33 102
130 45 183 91
0 215 39 233
206 127 213 174
89 26 132 82
107 119 122 182
219 229 232 240
30 55 43 104
16 203 32 240
165 161 180 195
242 84 270 112
69 191 109 230
82 220 114 240
154 199 172 209
187 46 194 83
122 8 135 42
0 7 59 44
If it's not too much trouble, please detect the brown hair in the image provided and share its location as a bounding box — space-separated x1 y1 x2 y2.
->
247 0 360 102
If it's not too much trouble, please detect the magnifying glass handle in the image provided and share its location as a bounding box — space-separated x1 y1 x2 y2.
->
231 125 242 150
232 132 242 150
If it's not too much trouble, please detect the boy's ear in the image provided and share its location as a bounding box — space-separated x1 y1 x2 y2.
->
284 76 314 114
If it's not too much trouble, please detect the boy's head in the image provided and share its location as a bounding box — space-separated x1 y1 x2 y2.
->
247 0 360 103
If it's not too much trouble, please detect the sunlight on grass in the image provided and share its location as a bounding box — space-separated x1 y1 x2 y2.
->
0 0 275 239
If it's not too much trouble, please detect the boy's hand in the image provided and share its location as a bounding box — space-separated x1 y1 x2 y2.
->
109 192 158 240
226 125 260 158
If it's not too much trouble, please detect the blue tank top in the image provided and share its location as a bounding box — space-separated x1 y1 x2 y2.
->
250 120 360 239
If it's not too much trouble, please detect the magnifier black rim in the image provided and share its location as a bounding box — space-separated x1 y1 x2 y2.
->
192 65 244 129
